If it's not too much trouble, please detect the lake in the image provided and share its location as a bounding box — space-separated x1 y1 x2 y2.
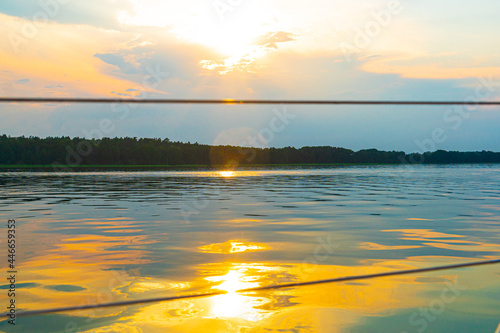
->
0 165 499 333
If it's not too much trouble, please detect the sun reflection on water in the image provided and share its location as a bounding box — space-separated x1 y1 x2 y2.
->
206 268 265 320
199 240 269 254
219 170 235 178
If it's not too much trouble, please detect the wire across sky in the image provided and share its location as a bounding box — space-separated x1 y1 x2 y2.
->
1 97 500 105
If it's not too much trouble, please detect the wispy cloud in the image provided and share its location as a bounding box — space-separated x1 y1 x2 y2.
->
15 78 30 84
254 31 298 49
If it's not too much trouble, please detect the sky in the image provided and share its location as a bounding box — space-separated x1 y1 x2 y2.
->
0 0 499 152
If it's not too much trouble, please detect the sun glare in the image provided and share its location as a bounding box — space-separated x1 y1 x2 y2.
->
119 2 272 56
206 269 264 320
188 24 257 57
219 170 235 178
181 4 273 57
119 2 281 73
199 240 269 254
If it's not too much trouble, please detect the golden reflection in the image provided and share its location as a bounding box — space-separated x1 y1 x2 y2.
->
384 229 500 250
7 217 150 313
127 280 191 294
360 242 422 250
206 269 264 320
219 170 235 178
74 257 500 332
10 214 500 332
422 242 500 252
383 229 466 239
199 240 269 254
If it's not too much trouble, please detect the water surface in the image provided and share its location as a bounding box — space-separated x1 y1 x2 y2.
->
0 165 499 332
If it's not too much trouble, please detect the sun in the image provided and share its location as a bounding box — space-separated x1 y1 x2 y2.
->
119 2 272 55
190 23 258 56
179 8 272 58
118 1 280 72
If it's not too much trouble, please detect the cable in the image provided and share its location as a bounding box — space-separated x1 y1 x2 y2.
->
1 97 500 105
5 258 499 318
8 292 226 318
238 258 500 292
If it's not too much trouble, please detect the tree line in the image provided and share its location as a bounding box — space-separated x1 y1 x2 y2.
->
1 135 499 167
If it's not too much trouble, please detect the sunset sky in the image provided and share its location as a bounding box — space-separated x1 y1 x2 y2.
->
1 0 499 152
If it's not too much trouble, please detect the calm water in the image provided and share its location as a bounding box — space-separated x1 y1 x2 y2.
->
0 165 499 333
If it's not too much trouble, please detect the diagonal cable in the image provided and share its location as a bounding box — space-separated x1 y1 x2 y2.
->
4 258 499 318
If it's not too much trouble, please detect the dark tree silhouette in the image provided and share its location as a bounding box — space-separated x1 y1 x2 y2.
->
0 135 499 167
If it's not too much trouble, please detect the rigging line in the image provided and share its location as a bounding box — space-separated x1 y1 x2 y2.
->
1 97 500 105
5 258 499 318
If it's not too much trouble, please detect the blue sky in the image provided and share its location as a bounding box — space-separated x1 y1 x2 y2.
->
0 0 499 152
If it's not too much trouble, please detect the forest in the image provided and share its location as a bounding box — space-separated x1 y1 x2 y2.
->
1 135 499 168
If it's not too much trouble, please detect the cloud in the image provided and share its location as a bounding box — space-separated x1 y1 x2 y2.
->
254 31 298 49
94 53 142 75
93 35 213 83
0 0 135 29
198 31 299 74
111 91 131 97
0 12 137 97
15 78 30 84
361 54 500 80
